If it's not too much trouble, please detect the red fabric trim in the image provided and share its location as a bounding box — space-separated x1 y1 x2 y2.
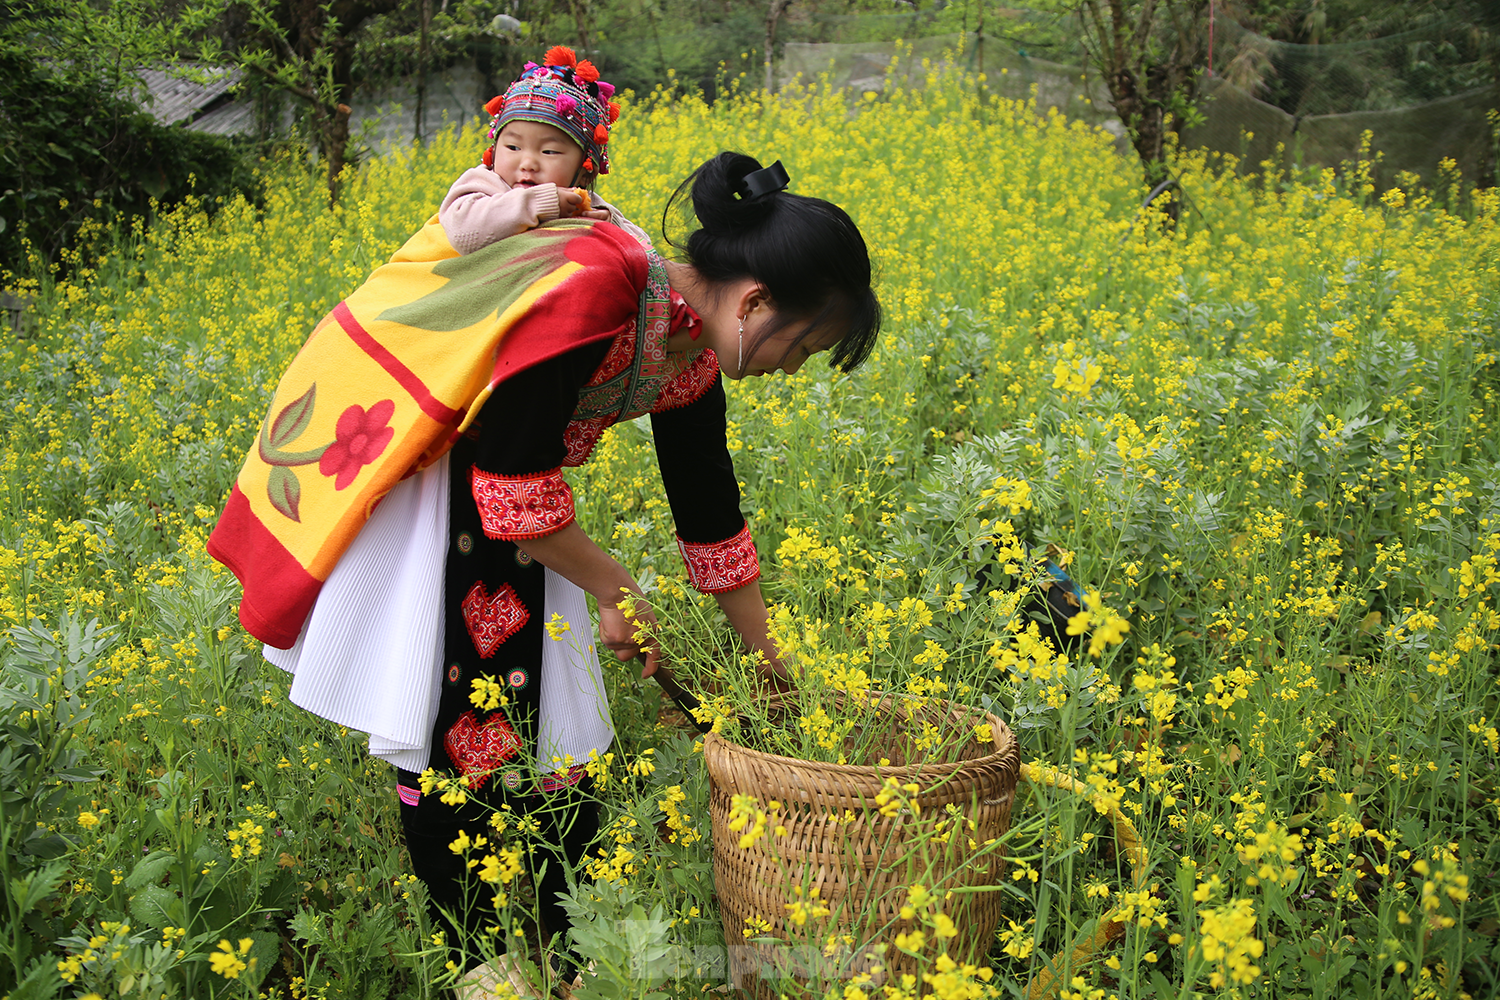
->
205 485 320 649
541 763 587 792
562 417 610 467
677 521 760 594
471 466 576 539
332 301 460 425
651 351 720 413
669 290 702 340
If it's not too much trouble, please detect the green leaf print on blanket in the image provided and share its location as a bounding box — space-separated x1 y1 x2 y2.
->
374 222 587 333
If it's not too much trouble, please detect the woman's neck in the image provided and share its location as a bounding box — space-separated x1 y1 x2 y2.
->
662 261 707 353
662 260 702 308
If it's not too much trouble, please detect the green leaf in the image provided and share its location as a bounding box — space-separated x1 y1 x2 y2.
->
268 384 318 448
21 831 74 860
262 869 301 910
129 884 179 930
267 465 302 521
8 953 64 1000
127 849 177 890
10 860 67 914
245 930 280 990
289 906 325 945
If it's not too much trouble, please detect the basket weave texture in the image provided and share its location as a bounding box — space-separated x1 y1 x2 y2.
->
703 693 1020 997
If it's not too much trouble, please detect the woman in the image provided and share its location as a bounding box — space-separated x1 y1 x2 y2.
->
208 151 880 987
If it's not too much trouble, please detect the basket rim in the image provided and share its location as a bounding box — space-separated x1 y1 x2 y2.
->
703 690 1019 782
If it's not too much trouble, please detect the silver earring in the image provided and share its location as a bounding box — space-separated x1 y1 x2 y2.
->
737 316 744 374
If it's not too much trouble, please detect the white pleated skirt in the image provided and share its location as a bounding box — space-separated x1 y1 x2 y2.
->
263 453 615 773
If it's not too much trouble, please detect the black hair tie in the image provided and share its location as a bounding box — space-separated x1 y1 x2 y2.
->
736 160 790 200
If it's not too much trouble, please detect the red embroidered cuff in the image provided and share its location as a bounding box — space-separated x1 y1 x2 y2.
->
677 522 761 594
471 466 576 539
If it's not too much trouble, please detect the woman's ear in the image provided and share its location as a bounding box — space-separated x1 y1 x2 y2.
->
735 282 772 321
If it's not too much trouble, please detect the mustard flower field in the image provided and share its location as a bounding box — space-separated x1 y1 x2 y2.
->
2 67 1499 1000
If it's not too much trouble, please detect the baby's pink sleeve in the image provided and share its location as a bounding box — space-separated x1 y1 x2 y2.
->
439 167 562 255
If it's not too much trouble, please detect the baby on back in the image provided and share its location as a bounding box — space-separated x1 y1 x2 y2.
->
440 46 648 255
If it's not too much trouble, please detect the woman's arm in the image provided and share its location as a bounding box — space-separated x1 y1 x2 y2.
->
649 373 789 688
515 524 659 672
713 581 790 689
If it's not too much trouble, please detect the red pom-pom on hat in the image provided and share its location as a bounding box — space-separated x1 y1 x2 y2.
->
582 157 594 173
607 102 621 124
482 147 494 168
593 124 609 144
483 95 504 116
575 60 600 84
543 45 577 68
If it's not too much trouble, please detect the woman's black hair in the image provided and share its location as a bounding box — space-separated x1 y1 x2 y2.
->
663 152 882 373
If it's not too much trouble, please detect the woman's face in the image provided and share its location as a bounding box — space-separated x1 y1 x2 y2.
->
738 314 842 379
693 279 841 380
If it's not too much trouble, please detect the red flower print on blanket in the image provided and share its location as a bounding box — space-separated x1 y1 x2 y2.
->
444 710 522 790
255 388 399 520
319 400 396 490
462 581 529 657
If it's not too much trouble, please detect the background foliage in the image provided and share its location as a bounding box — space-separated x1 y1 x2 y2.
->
0 2 256 274
5 0 1496 272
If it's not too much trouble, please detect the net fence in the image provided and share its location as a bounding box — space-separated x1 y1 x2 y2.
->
777 12 1497 190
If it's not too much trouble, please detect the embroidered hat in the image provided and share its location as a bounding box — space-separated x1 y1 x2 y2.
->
481 45 620 176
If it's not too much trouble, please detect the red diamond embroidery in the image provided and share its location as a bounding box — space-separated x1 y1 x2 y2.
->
444 710 523 790
462 581 528 658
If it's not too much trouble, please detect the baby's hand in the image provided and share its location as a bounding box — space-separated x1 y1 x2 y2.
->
557 187 590 218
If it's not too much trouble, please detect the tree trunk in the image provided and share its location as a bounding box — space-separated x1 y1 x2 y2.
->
644 0 669 80
415 0 430 144
569 0 591 52
325 102 351 203
976 0 984 81
765 0 789 94
1078 0 1206 225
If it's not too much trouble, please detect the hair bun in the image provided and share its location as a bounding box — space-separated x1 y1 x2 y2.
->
690 152 779 233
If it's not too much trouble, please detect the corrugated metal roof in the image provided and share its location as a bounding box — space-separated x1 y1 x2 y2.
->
188 100 255 136
138 66 241 126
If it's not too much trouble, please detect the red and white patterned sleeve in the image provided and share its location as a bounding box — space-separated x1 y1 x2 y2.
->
676 521 761 594
470 466 576 540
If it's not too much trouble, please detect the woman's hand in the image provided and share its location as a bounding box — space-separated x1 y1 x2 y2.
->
598 594 662 677
714 582 794 694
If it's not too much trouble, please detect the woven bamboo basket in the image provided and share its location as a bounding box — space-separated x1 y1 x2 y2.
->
703 692 1020 998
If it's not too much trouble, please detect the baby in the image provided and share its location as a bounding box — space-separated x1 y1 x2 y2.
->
441 46 644 255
